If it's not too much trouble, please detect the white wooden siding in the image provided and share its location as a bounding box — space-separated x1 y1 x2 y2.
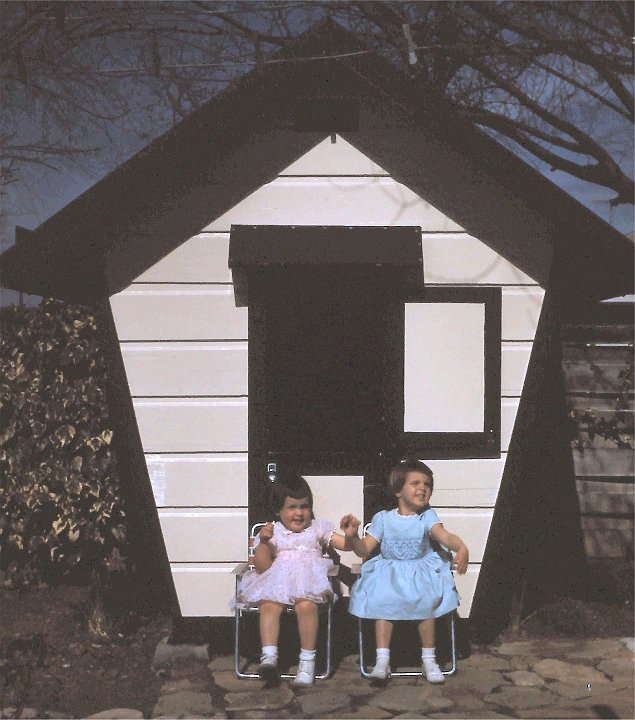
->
501 398 521 452
171 564 238 617
135 233 231 284
422 233 535 285
146 454 248 507
434 510 492 563
427 458 506 507
454 567 479 617
205 177 464 232
110 135 547 617
158 509 248 562
502 287 545 341
133 399 247 453
121 342 247 397
279 135 389 176
110 286 247 341
501 343 532 397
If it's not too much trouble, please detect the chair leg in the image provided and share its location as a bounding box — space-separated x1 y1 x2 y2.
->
358 618 373 678
315 599 333 680
441 612 457 676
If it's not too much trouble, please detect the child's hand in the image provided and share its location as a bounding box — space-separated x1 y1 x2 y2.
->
340 514 361 538
452 545 469 575
259 522 274 544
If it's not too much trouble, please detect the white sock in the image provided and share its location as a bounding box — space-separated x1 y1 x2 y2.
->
262 645 278 657
375 647 390 668
422 647 436 664
299 648 316 662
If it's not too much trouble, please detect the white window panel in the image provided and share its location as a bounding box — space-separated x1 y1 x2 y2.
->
404 303 485 432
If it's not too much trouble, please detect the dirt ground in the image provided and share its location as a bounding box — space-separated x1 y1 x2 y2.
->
1 576 633 720
0 584 171 719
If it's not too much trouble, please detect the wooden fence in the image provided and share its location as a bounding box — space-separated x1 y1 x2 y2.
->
562 304 634 562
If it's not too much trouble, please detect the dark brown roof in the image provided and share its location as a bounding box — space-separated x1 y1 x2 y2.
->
1 20 632 303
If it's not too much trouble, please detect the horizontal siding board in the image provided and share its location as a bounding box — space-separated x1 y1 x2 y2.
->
422 234 535 285
278 135 389 176
146 453 248 507
171 564 238 617
501 343 532 397
133 398 247 452
576 479 634 516
574 432 634 451
159 509 248 562
205 177 463 232
135 234 231 283
573 448 635 477
501 398 520 452
121 342 248 397
433 510 492 563
170 564 482 618
454 566 479 617
501 287 544 341
417 458 506 507
110 286 247 341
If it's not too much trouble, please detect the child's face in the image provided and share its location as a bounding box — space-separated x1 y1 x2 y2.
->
395 471 433 514
277 496 312 532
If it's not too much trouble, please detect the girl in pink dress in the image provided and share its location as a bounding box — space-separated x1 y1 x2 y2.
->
234 473 356 687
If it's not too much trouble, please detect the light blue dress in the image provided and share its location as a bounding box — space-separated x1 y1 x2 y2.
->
348 508 459 620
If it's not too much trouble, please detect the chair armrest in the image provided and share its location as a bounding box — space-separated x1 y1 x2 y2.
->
351 563 362 575
327 564 340 577
232 562 250 575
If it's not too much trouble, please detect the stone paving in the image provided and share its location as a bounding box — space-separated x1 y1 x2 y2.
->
142 637 634 719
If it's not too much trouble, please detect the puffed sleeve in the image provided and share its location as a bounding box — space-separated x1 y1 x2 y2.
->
315 519 336 546
367 511 385 542
421 507 441 535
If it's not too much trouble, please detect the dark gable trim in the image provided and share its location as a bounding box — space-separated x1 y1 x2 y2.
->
0 20 631 303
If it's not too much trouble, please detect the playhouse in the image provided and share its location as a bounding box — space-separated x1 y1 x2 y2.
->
2 22 632 637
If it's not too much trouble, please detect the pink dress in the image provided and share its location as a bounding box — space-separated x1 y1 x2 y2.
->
234 519 336 608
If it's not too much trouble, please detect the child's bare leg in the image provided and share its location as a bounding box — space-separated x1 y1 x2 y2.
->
259 601 284 646
417 619 435 648
375 619 394 648
294 599 318 651
367 619 393 680
418 618 444 683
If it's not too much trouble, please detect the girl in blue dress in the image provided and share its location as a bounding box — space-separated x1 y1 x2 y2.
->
342 459 469 683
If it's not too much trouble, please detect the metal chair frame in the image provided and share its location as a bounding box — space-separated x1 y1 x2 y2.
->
354 523 457 678
233 522 336 680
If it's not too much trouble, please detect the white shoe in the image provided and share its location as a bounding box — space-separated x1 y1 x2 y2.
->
368 662 391 681
258 653 280 686
423 659 445 684
291 659 315 687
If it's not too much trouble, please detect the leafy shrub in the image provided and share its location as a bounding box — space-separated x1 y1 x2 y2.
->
0 299 126 587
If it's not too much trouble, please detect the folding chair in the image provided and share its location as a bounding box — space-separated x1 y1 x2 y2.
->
353 523 457 678
233 522 338 680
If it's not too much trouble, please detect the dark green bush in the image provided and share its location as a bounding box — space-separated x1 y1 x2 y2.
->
0 299 126 587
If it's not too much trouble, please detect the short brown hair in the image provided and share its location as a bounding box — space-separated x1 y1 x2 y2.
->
388 458 434 494
269 470 314 515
